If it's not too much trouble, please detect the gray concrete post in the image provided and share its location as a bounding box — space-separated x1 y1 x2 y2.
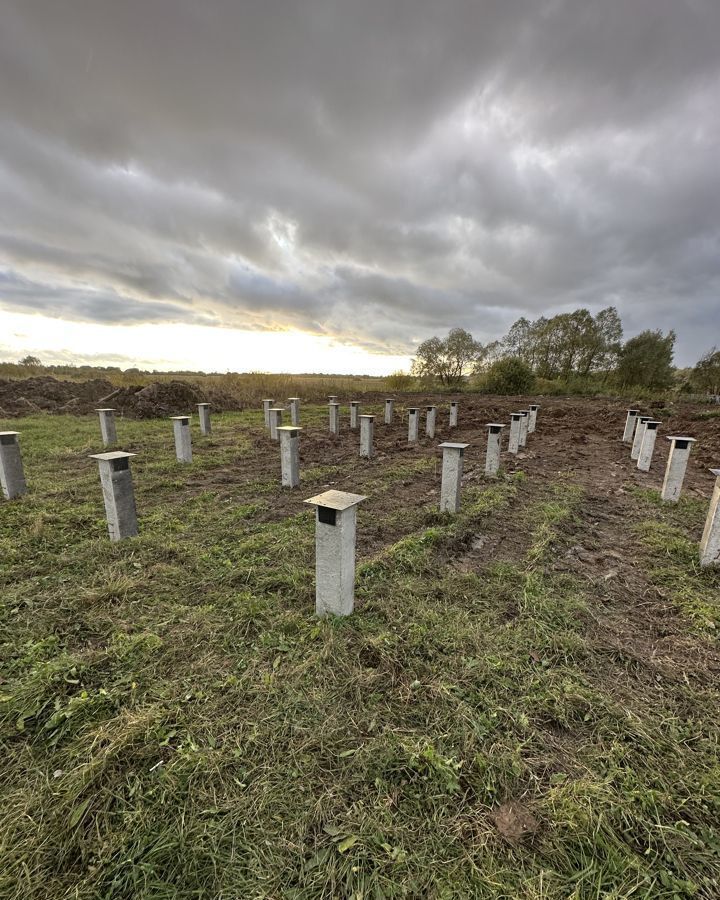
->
384 398 395 425
637 420 661 472
0 432 27 500
631 416 652 461
269 408 283 441
528 404 539 434
359 415 375 458
426 405 437 438
485 423 506 476
408 408 420 443
304 490 368 617
623 409 640 443
449 401 458 428
262 399 275 428
197 403 211 435
329 402 340 436
439 442 469 513
89 451 138 541
171 416 192 462
350 401 360 430
96 408 117 446
277 426 302 488
288 398 301 426
700 469 720 567
518 411 529 448
661 436 696 502
328 395 338 404
508 413 523 455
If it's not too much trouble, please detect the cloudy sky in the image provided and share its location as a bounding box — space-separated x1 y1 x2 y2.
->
1 0 718 373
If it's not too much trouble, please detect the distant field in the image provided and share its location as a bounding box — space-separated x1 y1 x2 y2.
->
0 364 398 401
1 398 719 898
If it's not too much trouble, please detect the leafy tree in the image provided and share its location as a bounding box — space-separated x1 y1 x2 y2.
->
412 328 484 386
616 330 676 390
691 348 720 395
496 307 622 379
19 355 42 367
482 357 535 394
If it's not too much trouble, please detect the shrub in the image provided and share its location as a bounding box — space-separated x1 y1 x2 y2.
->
481 357 535 395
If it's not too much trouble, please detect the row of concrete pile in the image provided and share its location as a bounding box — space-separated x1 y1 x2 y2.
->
0 398 543 619
3 402 719 619
622 408 695 498
620 408 719 567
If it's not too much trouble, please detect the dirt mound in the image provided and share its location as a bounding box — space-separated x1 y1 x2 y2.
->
0 376 245 419
112 380 208 418
0 376 115 416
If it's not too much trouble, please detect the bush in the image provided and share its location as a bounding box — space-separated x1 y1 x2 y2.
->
386 371 416 392
481 357 535 395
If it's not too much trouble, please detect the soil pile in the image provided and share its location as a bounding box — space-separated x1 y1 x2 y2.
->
112 381 207 418
0 377 229 418
0 376 114 416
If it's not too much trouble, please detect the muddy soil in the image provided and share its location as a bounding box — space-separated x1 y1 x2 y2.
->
182 395 720 567
183 395 720 685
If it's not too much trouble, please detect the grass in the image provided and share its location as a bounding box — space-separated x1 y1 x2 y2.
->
1 413 720 898
629 486 720 633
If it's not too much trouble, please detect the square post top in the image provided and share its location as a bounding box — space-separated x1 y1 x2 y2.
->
510 412 524 419
385 398 396 402
518 410 529 415
0 431 20 437
644 420 662 428
95 408 115 413
262 398 275 403
269 407 284 413
350 400 360 406
197 402 211 407
90 451 136 462
426 405 437 410
170 415 190 421
637 415 652 422
288 397 301 401
408 407 420 413
710 468 720 478
627 408 640 414
666 435 696 443
450 401 458 406
276 425 302 434
304 489 368 510
529 404 540 410
486 422 507 429
359 414 375 419
329 402 340 407
439 442 469 451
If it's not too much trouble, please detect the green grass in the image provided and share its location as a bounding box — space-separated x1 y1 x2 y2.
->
1 415 720 898
629 487 720 633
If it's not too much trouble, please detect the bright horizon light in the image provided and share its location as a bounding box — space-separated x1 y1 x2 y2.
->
0 310 413 375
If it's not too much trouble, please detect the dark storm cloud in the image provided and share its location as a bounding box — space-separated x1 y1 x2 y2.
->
0 271 217 326
1 0 719 364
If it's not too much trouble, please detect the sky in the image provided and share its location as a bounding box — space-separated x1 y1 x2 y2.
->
1 0 719 373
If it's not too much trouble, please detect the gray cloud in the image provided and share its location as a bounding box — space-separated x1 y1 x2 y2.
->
0 271 217 326
1 0 719 366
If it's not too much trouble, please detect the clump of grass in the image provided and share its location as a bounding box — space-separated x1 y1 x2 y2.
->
635 520 720 631
2 418 720 897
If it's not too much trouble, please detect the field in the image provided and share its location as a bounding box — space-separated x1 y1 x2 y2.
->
2 396 720 899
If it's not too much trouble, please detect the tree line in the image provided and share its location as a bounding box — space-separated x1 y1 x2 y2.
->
411 308 720 395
